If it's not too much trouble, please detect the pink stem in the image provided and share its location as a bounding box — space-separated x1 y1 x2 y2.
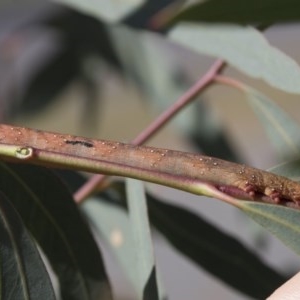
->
74 59 225 203
213 75 247 92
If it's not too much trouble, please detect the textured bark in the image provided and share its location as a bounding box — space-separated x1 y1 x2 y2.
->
0 124 299 205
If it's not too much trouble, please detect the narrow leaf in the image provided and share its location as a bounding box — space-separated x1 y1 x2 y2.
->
80 178 285 299
82 197 138 295
0 163 112 300
0 192 56 300
169 0 300 24
147 193 286 299
126 178 159 300
169 23 300 94
236 201 300 256
268 159 300 181
82 192 164 299
52 0 145 23
244 86 300 157
56 171 287 299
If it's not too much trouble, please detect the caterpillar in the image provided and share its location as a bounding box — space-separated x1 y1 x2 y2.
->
0 124 299 205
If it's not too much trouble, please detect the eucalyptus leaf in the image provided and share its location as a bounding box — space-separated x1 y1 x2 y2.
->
0 192 56 300
169 0 300 25
169 23 300 94
82 197 137 295
244 86 300 157
82 189 163 299
57 171 286 299
237 201 300 256
52 0 145 23
147 193 285 299
268 159 300 181
0 163 112 300
126 178 159 300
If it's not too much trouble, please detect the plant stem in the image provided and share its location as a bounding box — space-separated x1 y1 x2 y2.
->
213 75 247 92
74 59 225 203
0 124 300 207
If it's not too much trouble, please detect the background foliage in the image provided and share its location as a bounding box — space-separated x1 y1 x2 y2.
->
0 0 300 299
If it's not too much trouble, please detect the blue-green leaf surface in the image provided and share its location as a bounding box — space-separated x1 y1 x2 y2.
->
0 163 112 300
244 86 300 157
269 160 300 181
237 201 300 256
83 180 161 300
126 178 159 300
56 170 286 299
169 23 300 94
0 192 56 300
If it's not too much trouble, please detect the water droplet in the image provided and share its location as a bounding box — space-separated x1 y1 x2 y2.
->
112 146 116 149
199 158 203 161
200 171 204 175
213 162 218 166
150 150 154 153
101 142 106 145
161 153 165 157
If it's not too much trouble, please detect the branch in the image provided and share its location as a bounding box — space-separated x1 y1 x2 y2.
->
74 59 225 202
0 124 300 208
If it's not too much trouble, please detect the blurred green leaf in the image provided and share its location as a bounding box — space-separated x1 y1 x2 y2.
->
83 180 162 300
147 193 285 299
269 159 300 181
58 172 286 299
169 23 300 94
82 197 138 297
52 0 145 22
0 192 56 300
126 179 159 300
0 163 112 300
236 201 300 256
244 86 300 157
169 0 300 25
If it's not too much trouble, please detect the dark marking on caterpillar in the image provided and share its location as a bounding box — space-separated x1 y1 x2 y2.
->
65 140 94 148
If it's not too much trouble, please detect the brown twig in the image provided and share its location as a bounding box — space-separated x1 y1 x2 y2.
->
0 124 300 208
73 59 225 203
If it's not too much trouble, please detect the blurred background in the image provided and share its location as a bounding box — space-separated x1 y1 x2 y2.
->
1 1 300 299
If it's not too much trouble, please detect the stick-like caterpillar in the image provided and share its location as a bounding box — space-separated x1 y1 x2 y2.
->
0 124 299 204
